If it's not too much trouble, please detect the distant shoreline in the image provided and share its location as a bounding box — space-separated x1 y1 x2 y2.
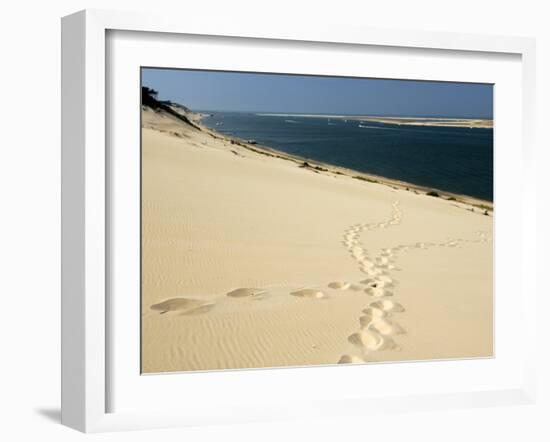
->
192 111 493 211
256 113 493 129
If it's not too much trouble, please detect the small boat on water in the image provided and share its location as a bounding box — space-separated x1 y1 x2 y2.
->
215 122 224 126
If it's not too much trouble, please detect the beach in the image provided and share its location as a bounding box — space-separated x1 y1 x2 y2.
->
141 104 493 373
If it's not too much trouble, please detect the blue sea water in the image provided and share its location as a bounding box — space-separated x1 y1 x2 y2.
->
201 113 493 201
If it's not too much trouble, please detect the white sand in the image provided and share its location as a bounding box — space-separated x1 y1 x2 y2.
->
141 106 493 373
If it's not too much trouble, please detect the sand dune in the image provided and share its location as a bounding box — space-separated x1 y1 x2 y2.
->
141 106 493 373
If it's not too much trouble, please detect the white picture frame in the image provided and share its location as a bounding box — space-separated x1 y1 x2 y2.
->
61 9 537 433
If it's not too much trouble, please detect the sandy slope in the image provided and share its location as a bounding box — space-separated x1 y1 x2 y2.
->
141 107 493 373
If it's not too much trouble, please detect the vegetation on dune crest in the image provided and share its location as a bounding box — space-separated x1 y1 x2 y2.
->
141 86 201 131
141 86 160 108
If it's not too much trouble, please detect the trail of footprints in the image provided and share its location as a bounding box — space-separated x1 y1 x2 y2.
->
335 202 491 364
336 201 407 363
149 199 491 365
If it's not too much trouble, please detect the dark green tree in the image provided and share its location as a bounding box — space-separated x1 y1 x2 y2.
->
142 87 160 108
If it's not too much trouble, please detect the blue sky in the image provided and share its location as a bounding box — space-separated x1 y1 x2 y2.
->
142 68 493 118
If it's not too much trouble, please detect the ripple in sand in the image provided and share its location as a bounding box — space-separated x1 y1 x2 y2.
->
150 297 215 315
226 288 267 298
370 299 405 313
328 281 351 290
290 288 326 299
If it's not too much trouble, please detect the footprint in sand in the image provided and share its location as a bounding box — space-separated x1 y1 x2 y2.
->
370 299 405 313
377 275 394 284
361 316 406 336
359 260 375 269
360 276 395 289
328 282 363 292
372 280 395 289
362 306 387 318
328 281 351 290
348 329 385 350
338 354 366 364
348 329 401 351
290 288 327 299
363 267 384 277
359 314 376 328
226 288 267 299
364 287 394 298
150 297 215 315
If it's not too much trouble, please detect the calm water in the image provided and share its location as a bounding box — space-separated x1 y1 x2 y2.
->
202 113 493 201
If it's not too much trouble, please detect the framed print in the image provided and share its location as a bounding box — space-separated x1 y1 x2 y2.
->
61 9 538 432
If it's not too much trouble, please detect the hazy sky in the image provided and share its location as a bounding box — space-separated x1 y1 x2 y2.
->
142 68 493 118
